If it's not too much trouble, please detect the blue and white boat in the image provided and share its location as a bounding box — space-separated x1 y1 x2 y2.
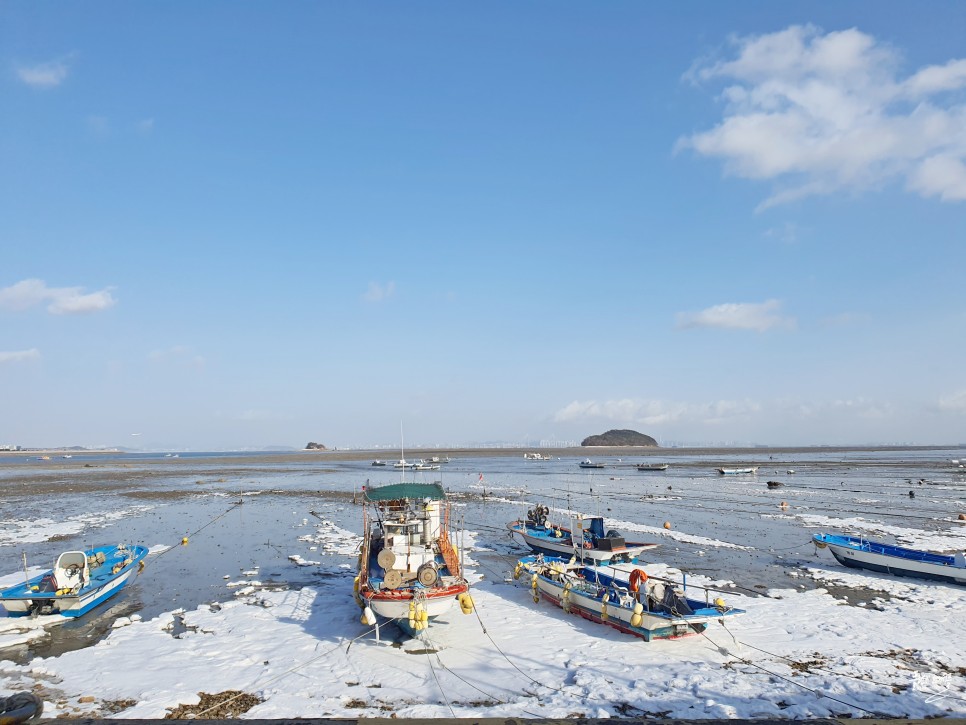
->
516 554 744 641
0 544 148 618
508 507 659 564
813 533 966 585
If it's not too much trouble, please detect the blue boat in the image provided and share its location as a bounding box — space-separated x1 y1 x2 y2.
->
813 533 966 585
508 507 659 563
0 544 148 617
516 554 744 641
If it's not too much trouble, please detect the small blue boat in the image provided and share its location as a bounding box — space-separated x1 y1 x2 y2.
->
516 554 744 641
0 544 148 618
508 507 659 563
813 533 966 585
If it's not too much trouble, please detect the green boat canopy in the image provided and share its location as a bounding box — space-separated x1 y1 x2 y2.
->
364 482 446 501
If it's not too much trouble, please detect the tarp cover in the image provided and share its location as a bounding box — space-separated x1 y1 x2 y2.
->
364 482 446 501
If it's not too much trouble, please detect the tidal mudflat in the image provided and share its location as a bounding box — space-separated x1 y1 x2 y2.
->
2 447 965 719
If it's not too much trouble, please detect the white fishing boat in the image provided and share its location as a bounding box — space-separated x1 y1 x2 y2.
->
716 466 759 475
356 482 473 638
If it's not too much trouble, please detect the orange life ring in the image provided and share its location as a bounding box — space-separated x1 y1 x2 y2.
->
628 569 648 593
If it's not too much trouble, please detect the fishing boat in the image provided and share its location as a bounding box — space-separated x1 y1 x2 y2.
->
524 452 552 460
717 467 759 475
508 506 659 563
813 533 966 585
0 544 148 618
515 554 744 641
413 461 441 471
578 459 605 469
371 460 387 467
636 463 669 471
356 482 473 637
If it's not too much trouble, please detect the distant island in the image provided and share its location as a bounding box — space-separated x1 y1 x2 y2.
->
581 429 658 447
304 442 328 450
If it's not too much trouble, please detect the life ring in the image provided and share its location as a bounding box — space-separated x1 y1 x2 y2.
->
628 569 648 593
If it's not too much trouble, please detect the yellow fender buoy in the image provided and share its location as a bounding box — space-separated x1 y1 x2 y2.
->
663 521 671 530
630 601 644 627
531 573 538 590
458 593 474 615
138 560 145 573
513 563 522 580
181 537 189 545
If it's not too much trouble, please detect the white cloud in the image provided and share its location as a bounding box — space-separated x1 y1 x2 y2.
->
679 25 966 208
676 299 794 331
48 289 116 314
554 398 760 427
939 390 966 413
0 279 116 315
0 348 40 364
16 59 70 88
363 281 396 302
795 397 892 420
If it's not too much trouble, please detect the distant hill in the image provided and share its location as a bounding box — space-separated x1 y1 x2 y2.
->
581 429 658 447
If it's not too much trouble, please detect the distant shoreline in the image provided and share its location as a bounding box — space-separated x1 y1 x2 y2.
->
2 443 960 465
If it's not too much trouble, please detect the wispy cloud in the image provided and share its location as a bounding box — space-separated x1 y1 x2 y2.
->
554 398 761 427
676 299 794 331
794 397 892 420
939 390 966 413
137 118 155 134
0 348 40 364
148 346 206 370
678 25 966 209
87 115 110 137
16 58 71 88
0 279 116 315
363 281 396 302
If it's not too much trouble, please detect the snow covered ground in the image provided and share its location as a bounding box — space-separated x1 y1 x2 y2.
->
2 450 966 719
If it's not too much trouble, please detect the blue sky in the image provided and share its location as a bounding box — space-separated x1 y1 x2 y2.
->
2 2 965 450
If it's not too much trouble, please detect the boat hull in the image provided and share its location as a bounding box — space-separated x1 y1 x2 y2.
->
508 521 657 563
519 556 743 642
814 534 966 585
1 544 148 618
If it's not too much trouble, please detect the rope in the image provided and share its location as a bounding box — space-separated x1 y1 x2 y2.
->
420 635 456 718
696 627 888 717
147 500 247 572
732 635 966 706
192 625 379 718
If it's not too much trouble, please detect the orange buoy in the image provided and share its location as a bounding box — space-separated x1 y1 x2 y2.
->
663 521 671 530
959 513 966 521
780 501 789 509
